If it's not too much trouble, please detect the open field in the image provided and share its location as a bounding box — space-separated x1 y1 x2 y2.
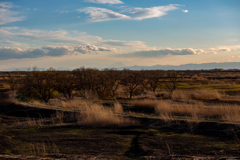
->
1 70 240 159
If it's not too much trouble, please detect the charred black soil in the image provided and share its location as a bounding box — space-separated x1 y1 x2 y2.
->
0 103 240 159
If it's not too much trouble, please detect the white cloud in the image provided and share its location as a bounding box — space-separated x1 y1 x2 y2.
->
78 4 179 22
74 44 116 53
85 0 123 4
182 10 188 13
118 48 208 57
0 2 25 25
0 45 115 60
77 7 130 21
129 4 179 20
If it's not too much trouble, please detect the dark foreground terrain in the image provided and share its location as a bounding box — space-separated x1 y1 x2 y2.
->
0 103 240 160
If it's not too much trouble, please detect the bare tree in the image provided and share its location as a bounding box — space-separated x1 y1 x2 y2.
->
5 71 21 91
121 70 144 99
73 67 98 98
104 69 121 98
165 71 182 92
147 70 164 93
21 71 57 102
55 72 76 100
93 71 112 99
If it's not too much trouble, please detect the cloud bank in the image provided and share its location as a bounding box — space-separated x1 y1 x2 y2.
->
78 4 179 22
0 2 25 25
119 47 234 58
118 48 208 57
0 27 148 50
0 45 115 60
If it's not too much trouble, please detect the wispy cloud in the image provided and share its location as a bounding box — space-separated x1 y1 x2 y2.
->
85 0 123 4
77 7 130 21
0 40 29 47
55 10 69 14
0 2 25 25
182 10 188 13
0 44 115 60
103 39 147 48
0 2 14 8
0 27 87 44
78 4 180 22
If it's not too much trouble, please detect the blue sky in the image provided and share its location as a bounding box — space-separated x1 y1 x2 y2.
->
0 0 239 70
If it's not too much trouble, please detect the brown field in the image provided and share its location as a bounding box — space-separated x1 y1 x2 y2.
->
1 69 240 159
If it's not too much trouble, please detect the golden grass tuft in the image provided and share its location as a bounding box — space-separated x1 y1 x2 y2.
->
78 102 134 127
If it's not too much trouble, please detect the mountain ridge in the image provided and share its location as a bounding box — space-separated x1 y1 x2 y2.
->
1 62 240 71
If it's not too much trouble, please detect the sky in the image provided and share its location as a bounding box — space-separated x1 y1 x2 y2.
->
0 0 239 70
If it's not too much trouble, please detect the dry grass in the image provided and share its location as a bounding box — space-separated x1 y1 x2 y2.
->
0 90 18 105
159 113 174 122
24 142 59 156
131 99 159 109
12 111 66 127
130 99 240 122
51 111 64 125
13 118 44 127
172 90 222 100
48 99 88 109
171 90 189 100
78 102 134 127
154 100 240 123
13 99 135 127
114 102 124 113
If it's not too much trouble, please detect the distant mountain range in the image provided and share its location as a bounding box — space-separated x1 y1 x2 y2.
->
116 62 240 70
1 62 240 71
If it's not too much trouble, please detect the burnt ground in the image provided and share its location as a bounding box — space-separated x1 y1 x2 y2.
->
0 103 240 159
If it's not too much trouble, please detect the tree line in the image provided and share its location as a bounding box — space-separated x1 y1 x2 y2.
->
4 67 187 102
